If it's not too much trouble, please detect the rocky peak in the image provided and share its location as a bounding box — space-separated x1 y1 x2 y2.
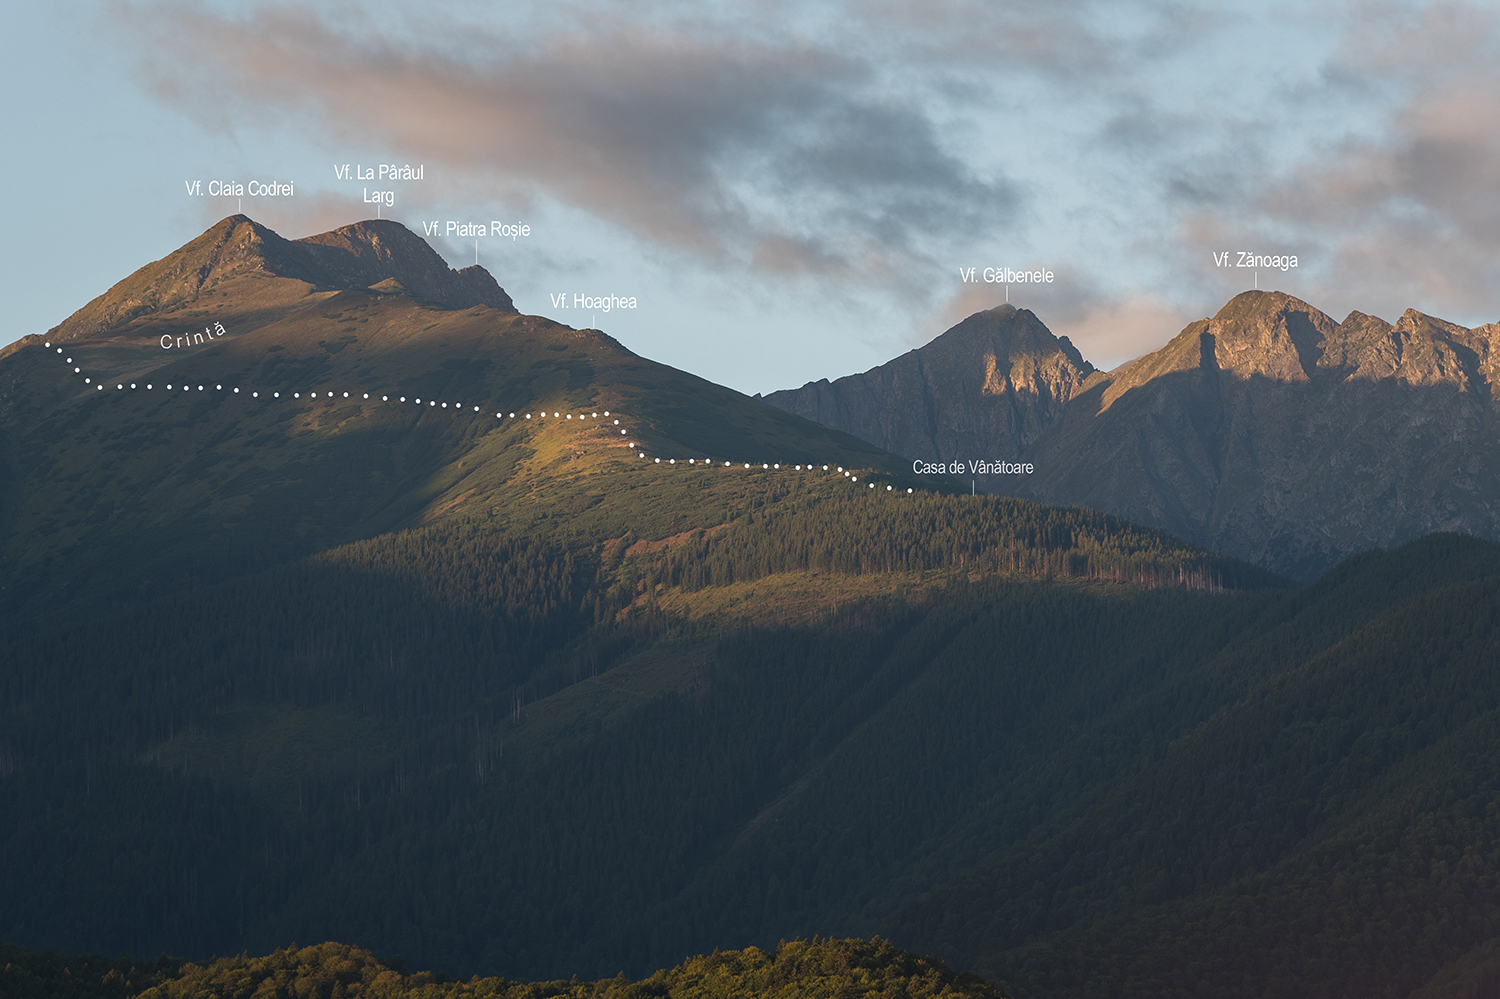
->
918 304 1092 373
47 215 515 343
290 220 515 313
1202 291 1338 382
762 304 1095 462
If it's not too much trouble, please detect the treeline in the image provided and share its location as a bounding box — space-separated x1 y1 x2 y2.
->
635 491 1279 593
8 464 1500 995
0 938 1006 999
0 486 1273 783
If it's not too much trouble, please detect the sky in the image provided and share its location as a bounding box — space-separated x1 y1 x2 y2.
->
5 0 1500 394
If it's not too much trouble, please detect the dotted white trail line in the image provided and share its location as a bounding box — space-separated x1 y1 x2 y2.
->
40 342 918 495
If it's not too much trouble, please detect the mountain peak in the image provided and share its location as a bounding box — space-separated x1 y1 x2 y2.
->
289 219 511 312
48 215 515 343
1202 290 1337 382
1210 288 1319 321
763 305 1095 460
902 306 1094 378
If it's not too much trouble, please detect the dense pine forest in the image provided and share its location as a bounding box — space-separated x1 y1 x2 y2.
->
8 244 1500 998
6 474 1500 996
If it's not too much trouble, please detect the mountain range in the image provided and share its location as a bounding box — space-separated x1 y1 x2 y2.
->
5 217 1500 999
765 293 1500 578
0 214 906 614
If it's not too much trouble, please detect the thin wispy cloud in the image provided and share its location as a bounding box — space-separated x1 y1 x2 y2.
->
120 2 1016 293
97 0 1500 387
1171 2 1500 326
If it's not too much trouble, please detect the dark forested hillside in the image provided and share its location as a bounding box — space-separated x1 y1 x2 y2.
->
7 518 1500 997
0 478 1272 977
891 533 1500 999
7 217 1500 999
0 941 185 999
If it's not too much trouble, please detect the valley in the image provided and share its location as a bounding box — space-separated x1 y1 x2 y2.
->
4 217 1500 999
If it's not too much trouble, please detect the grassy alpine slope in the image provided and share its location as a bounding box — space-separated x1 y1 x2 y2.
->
0 216 903 618
5 217 1500 999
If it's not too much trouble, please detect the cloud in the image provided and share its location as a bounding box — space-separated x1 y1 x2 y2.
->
849 0 1118 76
117 2 1017 289
1048 295 1194 371
1164 3 1500 326
1244 82 1500 323
112 0 1500 382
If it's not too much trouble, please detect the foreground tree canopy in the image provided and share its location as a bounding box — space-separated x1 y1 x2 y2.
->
0 939 1006 999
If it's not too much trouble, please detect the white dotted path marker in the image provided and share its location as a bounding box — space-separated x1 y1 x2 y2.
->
37 342 922 496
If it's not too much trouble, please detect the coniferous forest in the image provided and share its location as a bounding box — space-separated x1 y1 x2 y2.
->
6 229 1500 999
6 471 1500 997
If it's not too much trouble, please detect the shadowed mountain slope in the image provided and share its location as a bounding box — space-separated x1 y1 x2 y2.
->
0 215 1274 986
887 532 1500 999
1014 291 1500 578
768 291 1500 579
0 217 906 617
13 219 1500 999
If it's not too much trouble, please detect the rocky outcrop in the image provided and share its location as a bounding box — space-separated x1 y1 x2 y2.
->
768 291 1500 579
291 220 514 313
762 305 1094 467
1006 292 1500 578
